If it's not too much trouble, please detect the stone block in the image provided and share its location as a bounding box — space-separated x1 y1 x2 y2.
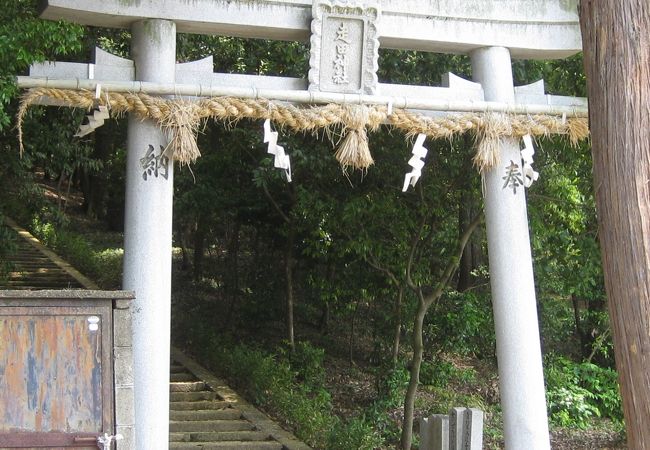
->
449 407 466 450
115 425 135 450
431 414 449 450
419 414 449 450
113 307 132 348
114 346 134 386
464 408 484 450
309 0 380 94
115 386 135 426
420 416 432 450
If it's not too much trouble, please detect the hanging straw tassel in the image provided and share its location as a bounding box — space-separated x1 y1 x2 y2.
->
334 105 374 171
566 117 590 146
159 100 202 165
472 113 512 173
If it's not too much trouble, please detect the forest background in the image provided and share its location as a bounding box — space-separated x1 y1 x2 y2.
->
0 1 626 448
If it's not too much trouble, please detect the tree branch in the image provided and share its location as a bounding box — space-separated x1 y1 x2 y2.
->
261 181 291 224
406 213 428 291
423 212 484 308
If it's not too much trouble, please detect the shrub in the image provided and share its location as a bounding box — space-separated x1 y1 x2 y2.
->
426 290 495 359
545 355 623 429
327 416 383 450
278 340 327 389
198 338 389 450
420 358 476 387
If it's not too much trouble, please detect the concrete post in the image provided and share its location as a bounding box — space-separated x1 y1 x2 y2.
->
470 46 550 449
122 19 176 450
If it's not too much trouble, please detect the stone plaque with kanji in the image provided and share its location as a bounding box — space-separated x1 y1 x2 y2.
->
309 0 380 95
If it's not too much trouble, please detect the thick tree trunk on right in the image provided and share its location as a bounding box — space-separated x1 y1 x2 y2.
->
580 3 650 448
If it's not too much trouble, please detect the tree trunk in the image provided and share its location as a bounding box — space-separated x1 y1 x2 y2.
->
457 188 474 291
179 220 194 272
571 294 589 358
580 3 650 448
193 223 206 281
400 214 482 449
224 219 241 328
391 284 404 365
401 296 427 450
319 261 335 335
349 297 361 365
285 227 295 351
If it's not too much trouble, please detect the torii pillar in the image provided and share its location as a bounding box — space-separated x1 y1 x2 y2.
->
122 20 176 448
472 46 550 449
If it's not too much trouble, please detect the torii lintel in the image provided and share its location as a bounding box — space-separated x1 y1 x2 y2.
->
40 0 582 59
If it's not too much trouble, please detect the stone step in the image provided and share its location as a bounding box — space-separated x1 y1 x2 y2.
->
3 278 75 283
170 409 242 421
7 256 53 261
171 364 186 373
9 262 63 266
170 431 271 443
171 372 197 382
3 282 82 288
170 391 217 402
171 381 208 392
8 262 58 267
8 273 76 280
170 420 255 433
169 441 282 450
170 401 231 411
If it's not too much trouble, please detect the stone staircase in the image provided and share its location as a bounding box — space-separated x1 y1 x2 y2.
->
169 363 283 449
1 217 98 290
169 350 311 450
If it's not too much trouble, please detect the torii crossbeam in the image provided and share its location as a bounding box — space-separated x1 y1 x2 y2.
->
19 1 585 449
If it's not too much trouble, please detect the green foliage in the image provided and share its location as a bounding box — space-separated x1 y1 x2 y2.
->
545 356 623 429
418 385 488 416
376 365 410 407
30 214 122 289
548 385 601 428
326 416 383 450
419 358 476 388
425 290 495 358
368 365 409 441
200 339 385 450
278 341 327 389
0 0 84 129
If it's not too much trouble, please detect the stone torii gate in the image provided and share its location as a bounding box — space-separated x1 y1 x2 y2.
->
19 1 587 449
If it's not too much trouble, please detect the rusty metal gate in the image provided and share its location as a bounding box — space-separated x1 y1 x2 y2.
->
0 292 132 449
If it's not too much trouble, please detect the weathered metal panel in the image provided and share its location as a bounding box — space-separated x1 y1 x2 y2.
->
0 305 113 448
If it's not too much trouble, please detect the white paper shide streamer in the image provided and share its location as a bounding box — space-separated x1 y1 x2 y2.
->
263 119 292 182
402 133 428 192
75 84 110 137
521 134 539 188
